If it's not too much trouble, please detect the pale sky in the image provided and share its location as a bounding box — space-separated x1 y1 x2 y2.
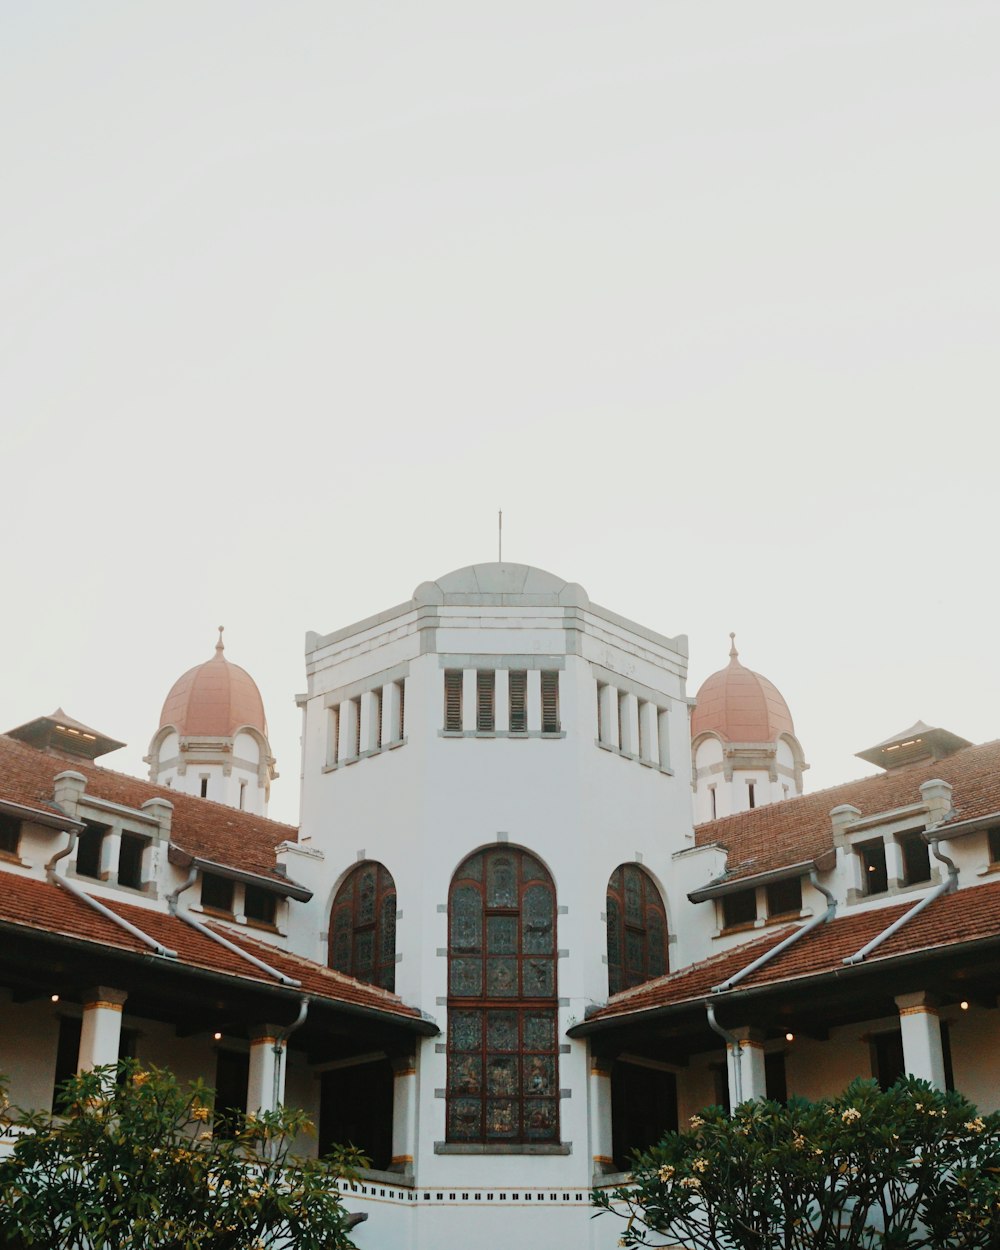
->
2 2 998 825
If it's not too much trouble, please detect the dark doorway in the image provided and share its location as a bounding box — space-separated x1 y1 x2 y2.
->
611 1059 678 1171
319 1058 393 1169
214 1048 249 1139
871 1031 905 1091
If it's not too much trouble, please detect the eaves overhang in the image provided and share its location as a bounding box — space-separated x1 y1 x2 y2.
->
566 930 1000 1040
0 798 84 832
168 844 313 901
687 851 836 902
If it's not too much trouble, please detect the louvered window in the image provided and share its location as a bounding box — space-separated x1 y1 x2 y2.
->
596 683 604 742
606 864 669 996
636 701 645 758
617 692 626 751
397 679 405 739
329 861 397 991
375 687 384 748
509 670 527 733
540 671 559 733
445 670 464 731
352 697 362 757
329 706 340 765
477 670 495 732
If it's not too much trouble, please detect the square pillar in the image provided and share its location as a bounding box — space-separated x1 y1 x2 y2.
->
248 1026 285 1114
494 669 510 733
619 693 639 757
79 987 127 1071
360 690 380 753
389 1055 418 1175
896 992 946 1089
462 669 476 733
727 1027 766 1106
589 1054 614 1175
383 682 401 744
884 838 905 889
639 701 659 764
657 708 671 769
598 684 618 747
339 699 359 762
527 670 542 732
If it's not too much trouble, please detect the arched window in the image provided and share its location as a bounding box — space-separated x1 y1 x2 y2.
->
447 847 559 1145
606 864 668 995
329 861 397 991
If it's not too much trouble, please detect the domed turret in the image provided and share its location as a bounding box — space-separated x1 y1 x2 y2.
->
146 629 277 815
691 635 807 822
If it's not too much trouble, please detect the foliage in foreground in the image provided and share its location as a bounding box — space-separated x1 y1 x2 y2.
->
0 1061 367 1250
594 1078 1000 1250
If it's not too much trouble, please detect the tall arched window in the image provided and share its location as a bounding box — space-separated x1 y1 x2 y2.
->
329 861 397 991
447 847 559 1145
606 864 668 995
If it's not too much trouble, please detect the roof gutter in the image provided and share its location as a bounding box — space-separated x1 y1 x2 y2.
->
689 853 836 903
46 831 178 960
1 798 85 832
168 845 312 902
167 865 302 988
843 832 959 966
712 870 837 993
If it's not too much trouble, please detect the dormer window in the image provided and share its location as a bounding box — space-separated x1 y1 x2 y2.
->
721 889 757 929
117 832 148 890
899 831 931 885
201 872 235 914
0 813 21 857
244 884 277 927
859 840 888 895
989 827 1000 865
76 822 107 880
765 877 802 918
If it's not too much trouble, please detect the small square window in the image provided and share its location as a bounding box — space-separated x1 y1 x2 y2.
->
76 823 107 880
201 872 235 913
899 832 931 885
988 826 1000 864
0 813 21 857
766 877 802 918
722 889 757 929
244 885 277 927
859 841 888 895
117 833 147 890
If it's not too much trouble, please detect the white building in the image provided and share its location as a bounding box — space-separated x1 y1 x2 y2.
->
2 562 1000 1250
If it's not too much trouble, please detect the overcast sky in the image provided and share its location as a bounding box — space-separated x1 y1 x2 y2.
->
2 2 997 825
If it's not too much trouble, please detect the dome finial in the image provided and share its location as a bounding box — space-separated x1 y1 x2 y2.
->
729 631 738 661
216 625 225 655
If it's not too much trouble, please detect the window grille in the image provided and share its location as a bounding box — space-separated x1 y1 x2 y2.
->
508 671 527 733
636 701 645 758
606 864 669 996
447 847 559 1145
329 861 397 991
445 671 464 732
477 670 495 732
375 687 384 748
397 679 405 739
540 671 559 733
330 706 340 764
596 683 604 742
352 696 362 756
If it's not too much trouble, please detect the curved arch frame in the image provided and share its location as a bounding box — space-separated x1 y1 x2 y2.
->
446 844 560 1145
606 862 669 996
328 860 397 991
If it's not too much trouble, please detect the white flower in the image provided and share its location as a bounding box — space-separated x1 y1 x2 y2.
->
965 1117 986 1134
841 1107 861 1124
679 1176 701 1189
657 1164 675 1182
689 1115 705 1129
691 1157 710 1173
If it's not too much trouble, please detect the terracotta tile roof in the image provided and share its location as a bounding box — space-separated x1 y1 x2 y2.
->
0 872 422 1023
694 739 1000 884
585 880 1000 1024
0 735 296 886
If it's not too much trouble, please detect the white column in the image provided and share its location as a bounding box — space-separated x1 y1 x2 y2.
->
494 668 510 733
598 684 618 747
78 987 127 1071
339 699 358 761
884 838 905 889
657 708 671 769
896 992 946 1089
639 701 658 764
727 1027 766 1106
527 669 542 732
589 1055 614 1174
390 1055 418 1175
620 693 639 757
248 1027 284 1114
383 682 401 744
360 690 380 753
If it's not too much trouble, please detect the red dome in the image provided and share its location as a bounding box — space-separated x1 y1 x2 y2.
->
691 636 794 743
159 630 267 738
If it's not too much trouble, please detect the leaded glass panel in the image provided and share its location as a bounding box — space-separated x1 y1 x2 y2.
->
485 1098 518 1138
523 1055 555 1096
451 886 482 952
450 1055 482 1095
486 853 516 907
358 867 377 924
521 855 546 882
524 1098 558 1140
354 930 374 975
486 1055 518 1096
606 863 669 996
522 959 554 997
381 896 396 966
624 866 642 925
448 1098 482 1140
460 853 483 882
487 915 517 954
647 910 666 978
522 885 554 954
486 957 517 996
450 958 482 997
328 861 397 992
625 929 643 974
523 1012 555 1051
486 1010 518 1051
450 1009 482 1052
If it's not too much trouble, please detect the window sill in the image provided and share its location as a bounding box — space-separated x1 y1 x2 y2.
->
323 738 408 772
435 1142 571 1156
594 741 673 775
438 729 567 740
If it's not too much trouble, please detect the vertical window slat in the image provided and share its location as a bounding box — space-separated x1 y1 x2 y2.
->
445 671 463 731
509 671 527 733
540 671 559 733
477 670 496 732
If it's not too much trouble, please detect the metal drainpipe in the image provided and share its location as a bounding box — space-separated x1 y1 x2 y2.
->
705 1001 742 1106
843 833 959 966
271 996 309 1139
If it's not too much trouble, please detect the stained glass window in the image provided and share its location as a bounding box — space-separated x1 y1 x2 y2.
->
328 861 397 991
606 863 669 996
447 847 559 1145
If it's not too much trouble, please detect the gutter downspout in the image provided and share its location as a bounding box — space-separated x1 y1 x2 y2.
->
843 833 959 966
167 867 301 989
47 831 178 960
712 871 838 994
271 996 309 1142
705 1001 742 1106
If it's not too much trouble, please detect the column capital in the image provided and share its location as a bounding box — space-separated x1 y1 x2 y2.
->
82 986 128 1010
895 991 940 1016
390 1055 417 1077
729 1025 766 1049
249 1024 285 1044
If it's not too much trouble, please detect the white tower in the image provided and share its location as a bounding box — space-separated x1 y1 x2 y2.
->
145 628 277 815
690 634 807 823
